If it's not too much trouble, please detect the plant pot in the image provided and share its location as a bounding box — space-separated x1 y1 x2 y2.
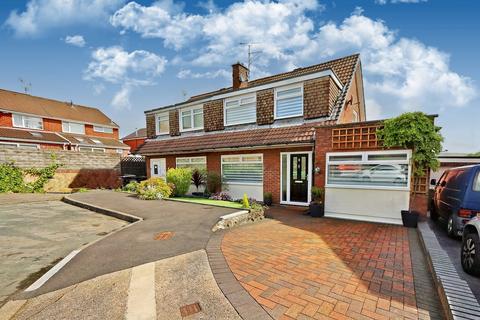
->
401 210 419 228
309 203 324 218
264 198 273 206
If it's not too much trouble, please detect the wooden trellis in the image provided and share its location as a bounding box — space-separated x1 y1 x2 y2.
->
332 125 382 150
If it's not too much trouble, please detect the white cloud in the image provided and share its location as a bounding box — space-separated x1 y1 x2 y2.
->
177 69 230 80
65 35 86 47
84 46 167 109
5 0 125 37
375 0 427 4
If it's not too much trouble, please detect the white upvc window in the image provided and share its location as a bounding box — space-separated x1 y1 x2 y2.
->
79 147 105 153
325 150 412 191
0 141 40 149
274 84 303 119
62 121 85 134
12 113 43 130
176 156 207 170
155 112 169 135
180 105 203 132
224 94 256 126
93 126 113 133
221 154 263 185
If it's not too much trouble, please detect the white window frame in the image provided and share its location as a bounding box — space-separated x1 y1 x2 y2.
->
221 154 263 186
224 93 257 126
180 105 203 132
78 147 105 153
274 83 304 120
176 156 207 168
325 150 412 191
93 126 113 133
155 112 170 135
280 151 313 206
12 113 43 130
62 121 85 134
0 141 40 149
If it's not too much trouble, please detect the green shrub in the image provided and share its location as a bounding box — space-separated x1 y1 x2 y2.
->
205 171 222 195
136 177 173 200
0 162 25 193
311 186 324 204
166 168 192 196
242 193 250 209
123 181 140 193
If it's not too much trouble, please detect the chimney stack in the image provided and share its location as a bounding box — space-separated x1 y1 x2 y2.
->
232 62 249 90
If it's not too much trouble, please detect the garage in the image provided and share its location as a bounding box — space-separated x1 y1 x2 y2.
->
324 150 412 225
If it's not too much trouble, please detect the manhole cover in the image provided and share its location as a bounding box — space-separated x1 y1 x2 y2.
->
153 231 174 240
180 302 202 317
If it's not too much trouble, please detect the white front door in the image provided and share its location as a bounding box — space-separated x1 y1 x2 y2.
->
150 158 166 179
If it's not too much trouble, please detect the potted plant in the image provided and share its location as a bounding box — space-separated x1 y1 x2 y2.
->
263 192 273 206
309 186 324 217
377 112 443 228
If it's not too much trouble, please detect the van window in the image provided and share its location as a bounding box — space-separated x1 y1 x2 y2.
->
473 171 480 191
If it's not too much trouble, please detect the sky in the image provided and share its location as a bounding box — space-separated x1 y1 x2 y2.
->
0 0 478 152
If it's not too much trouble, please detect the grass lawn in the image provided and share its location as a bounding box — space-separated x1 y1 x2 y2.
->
168 197 244 209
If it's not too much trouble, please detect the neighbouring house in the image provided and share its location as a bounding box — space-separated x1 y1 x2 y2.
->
137 54 428 224
122 128 147 153
0 89 129 154
430 152 480 187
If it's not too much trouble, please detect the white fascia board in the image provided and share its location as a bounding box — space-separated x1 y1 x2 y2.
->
145 70 343 115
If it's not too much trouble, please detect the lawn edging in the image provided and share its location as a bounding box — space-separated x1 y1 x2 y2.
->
417 221 480 320
62 195 142 223
165 197 244 210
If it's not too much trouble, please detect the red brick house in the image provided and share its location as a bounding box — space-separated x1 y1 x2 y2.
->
138 54 427 224
0 89 129 154
122 128 147 153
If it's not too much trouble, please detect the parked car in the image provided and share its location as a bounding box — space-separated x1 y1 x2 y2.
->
361 164 407 185
431 165 480 237
462 218 480 276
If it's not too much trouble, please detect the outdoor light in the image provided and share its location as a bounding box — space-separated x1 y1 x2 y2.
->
314 167 321 174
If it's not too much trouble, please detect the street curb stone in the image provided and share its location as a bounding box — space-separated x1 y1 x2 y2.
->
417 221 480 320
206 231 272 320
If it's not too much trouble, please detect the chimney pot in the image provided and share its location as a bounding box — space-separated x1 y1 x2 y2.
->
232 62 249 90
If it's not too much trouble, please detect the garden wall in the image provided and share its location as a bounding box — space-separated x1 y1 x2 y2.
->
0 146 122 192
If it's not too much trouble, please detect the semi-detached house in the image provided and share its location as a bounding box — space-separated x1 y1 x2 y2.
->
0 89 129 154
138 54 427 224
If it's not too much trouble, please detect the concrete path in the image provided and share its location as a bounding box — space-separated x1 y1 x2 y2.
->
1 250 240 320
0 199 126 305
16 190 236 299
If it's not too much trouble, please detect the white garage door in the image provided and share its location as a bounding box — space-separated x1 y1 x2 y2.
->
324 150 411 225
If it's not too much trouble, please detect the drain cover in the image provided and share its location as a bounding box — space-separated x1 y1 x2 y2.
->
180 302 202 317
153 231 174 240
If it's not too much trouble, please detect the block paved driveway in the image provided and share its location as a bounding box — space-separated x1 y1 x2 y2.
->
222 207 443 320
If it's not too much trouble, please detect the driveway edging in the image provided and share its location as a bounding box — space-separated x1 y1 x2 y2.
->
417 221 480 320
206 231 272 320
62 195 142 223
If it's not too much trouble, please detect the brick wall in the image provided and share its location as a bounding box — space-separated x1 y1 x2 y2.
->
256 89 274 125
146 114 156 138
304 76 336 119
204 100 224 132
169 110 180 136
0 112 12 127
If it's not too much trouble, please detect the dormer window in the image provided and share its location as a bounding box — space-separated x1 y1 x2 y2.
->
180 105 203 132
224 94 256 126
93 126 113 133
62 121 85 134
274 84 303 119
155 112 169 135
12 113 43 130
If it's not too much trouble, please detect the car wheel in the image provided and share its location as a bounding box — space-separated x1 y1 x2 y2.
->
447 215 457 238
461 232 480 276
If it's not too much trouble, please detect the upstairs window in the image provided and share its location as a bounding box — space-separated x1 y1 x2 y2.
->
156 112 169 135
62 121 85 134
224 94 256 126
180 106 203 132
93 126 113 133
12 113 43 130
274 84 303 119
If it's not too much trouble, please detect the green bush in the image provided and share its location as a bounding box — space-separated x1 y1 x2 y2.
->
123 181 140 193
0 162 25 193
311 186 324 204
136 177 173 200
166 168 192 196
205 171 222 195
242 193 250 209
